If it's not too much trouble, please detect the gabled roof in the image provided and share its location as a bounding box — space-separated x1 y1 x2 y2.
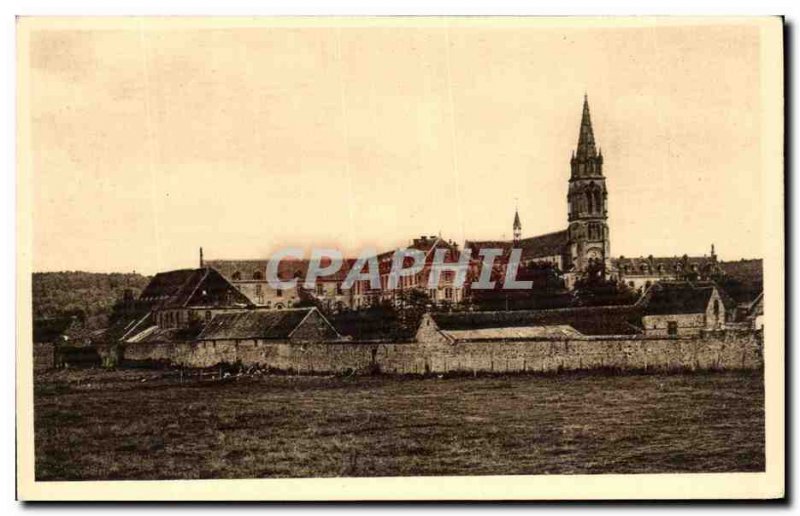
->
639 282 717 316
430 305 642 336
138 268 251 309
196 307 338 341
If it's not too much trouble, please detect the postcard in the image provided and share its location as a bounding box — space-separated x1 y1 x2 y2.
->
16 16 784 501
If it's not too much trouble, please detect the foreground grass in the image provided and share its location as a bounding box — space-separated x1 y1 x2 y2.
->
34 369 764 480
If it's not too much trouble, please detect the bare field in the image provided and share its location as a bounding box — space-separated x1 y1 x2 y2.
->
34 369 764 480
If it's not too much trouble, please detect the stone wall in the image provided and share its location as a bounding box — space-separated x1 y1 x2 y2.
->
111 329 762 374
642 313 705 337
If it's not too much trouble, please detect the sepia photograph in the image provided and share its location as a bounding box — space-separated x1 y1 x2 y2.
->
15 16 784 501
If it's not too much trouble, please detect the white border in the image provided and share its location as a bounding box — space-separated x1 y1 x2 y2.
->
5 3 793 510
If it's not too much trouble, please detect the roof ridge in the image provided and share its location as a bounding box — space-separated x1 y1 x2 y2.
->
181 268 210 308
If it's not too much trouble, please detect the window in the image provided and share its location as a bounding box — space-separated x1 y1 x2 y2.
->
667 321 678 336
445 288 452 300
316 284 325 296
205 310 212 322
253 271 264 280
336 283 343 295
232 271 241 281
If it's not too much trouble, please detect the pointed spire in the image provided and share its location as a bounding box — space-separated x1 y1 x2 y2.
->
513 208 521 231
576 95 597 160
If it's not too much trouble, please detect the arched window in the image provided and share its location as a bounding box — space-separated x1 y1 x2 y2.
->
594 190 602 213
232 271 241 281
586 191 594 213
253 271 264 280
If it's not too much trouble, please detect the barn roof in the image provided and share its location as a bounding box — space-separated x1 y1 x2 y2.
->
138 268 250 309
196 308 336 340
640 283 717 316
430 305 642 336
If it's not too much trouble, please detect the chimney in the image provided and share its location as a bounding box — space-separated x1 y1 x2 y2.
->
199 247 204 268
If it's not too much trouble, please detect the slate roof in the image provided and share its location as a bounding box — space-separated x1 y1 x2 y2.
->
518 230 570 259
611 255 718 276
719 259 763 284
196 308 335 341
431 305 643 336
93 312 154 344
125 325 204 344
639 282 716 316
466 229 569 261
138 268 251 309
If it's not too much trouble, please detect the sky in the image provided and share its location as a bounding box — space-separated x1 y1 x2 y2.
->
24 19 765 274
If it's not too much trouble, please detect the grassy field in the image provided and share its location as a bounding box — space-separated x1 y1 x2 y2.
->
34 369 764 480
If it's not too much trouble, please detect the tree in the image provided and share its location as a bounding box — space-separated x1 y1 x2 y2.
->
572 270 639 307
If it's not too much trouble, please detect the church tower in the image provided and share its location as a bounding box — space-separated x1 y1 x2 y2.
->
567 95 610 275
512 207 522 245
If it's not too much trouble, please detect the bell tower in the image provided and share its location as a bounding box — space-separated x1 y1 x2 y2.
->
567 95 610 275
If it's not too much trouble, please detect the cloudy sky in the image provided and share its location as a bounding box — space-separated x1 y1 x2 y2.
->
24 18 766 274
